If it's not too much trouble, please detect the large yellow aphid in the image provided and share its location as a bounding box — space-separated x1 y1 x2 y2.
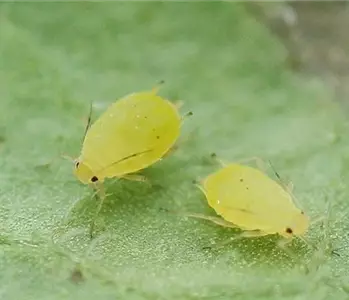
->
175 157 311 248
72 85 187 236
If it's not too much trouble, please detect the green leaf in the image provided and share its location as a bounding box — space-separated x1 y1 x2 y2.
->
0 3 347 300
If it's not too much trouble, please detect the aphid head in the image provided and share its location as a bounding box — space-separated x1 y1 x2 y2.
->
73 159 98 185
283 211 310 238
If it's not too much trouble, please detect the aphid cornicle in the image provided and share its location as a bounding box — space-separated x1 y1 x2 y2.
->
74 86 182 188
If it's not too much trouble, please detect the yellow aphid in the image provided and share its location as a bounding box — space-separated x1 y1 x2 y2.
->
198 163 310 240
74 87 182 187
70 85 187 237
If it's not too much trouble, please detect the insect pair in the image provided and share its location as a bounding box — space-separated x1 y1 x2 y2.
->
69 83 311 249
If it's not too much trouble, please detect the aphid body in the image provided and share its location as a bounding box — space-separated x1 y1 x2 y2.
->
200 163 310 239
74 88 181 185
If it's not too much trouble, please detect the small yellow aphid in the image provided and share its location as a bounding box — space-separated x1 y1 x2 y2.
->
183 157 310 246
74 85 182 189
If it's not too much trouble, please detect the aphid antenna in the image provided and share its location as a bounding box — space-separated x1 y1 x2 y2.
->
81 101 93 145
268 159 282 181
297 235 316 250
268 160 303 209
61 153 75 162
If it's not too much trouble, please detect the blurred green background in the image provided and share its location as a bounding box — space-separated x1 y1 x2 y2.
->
1 2 349 299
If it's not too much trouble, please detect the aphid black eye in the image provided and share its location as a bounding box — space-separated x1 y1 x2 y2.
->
75 161 80 168
91 176 98 182
285 227 293 234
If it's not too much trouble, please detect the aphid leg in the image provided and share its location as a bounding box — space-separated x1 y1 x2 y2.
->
174 100 184 110
210 153 228 167
96 181 106 199
203 236 241 250
204 230 268 250
89 182 106 238
89 200 104 238
35 156 60 169
317 199 340 256
121 174 148 183
276 238 304 264
277 238 293 250
238 230 270 238
297 235 316 250
163 209 238 228
163 208 243 251
0 235 39 248
235 156 267 171
63 188 100 223
311 215 326 226
279 238 313 274
192 178 207 196
306 206 334 254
